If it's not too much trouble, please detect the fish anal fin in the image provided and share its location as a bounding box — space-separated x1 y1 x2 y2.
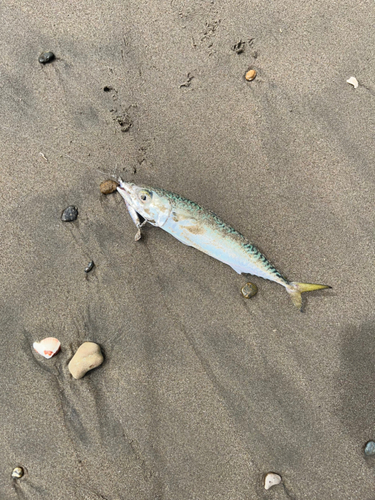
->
230 265 245 275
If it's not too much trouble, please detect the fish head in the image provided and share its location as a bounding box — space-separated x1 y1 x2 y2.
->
117 179 171 227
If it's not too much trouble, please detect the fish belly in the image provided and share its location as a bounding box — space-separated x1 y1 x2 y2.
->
162 217 283 284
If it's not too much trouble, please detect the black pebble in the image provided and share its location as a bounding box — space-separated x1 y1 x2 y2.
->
61 206 78 222
39 51 55 64
84 261 95 273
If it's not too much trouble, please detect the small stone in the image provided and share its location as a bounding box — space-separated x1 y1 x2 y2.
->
264 472 282 490
38 51 55 64
241 282 258 299
346 76 359 88
84 261 95 273
364 441 375 456
68 342 104 380
61 206 78 222
12 467 24 479
245 69 257 81
100 179 119 194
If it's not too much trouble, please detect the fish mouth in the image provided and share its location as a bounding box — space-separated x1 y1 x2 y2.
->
117 180 137 202
117 179 134 194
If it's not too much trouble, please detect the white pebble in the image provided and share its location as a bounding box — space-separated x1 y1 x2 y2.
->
264 472 282 490
346 76 359 88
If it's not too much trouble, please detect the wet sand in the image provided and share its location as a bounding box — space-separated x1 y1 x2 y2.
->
1 1 375 498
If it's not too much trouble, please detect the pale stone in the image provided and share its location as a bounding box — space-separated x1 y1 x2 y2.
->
68 342 104 379
264 472 282 490
346 76 359 88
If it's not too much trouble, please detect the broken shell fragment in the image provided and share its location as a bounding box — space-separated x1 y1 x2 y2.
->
245 69 257 81
68 342 104 379
33 337 61 359
12 467 24 479
264 472 282 490
346 76 359 88
100 179 119 194
241 282 258 298
346 76 359 89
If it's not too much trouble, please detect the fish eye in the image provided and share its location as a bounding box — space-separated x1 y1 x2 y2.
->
139 190 152 202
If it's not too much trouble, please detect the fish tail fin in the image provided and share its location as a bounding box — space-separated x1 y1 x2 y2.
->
287 282 331 311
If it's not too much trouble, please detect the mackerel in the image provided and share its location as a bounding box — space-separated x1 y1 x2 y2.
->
117 180 330 310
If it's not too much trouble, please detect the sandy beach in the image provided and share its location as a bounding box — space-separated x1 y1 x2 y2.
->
1 1 375 498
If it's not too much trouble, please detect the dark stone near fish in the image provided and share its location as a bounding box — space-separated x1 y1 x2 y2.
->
84 261 95 273
12 467 24 479
61 206 78 222
364 441 375 456
241 282 258 299
38 51 55 64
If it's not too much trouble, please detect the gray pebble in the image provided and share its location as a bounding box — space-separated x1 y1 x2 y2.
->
12 467 24 479
61 206 78 222
84 261 95 273
38 51 55 64
364 441 375 456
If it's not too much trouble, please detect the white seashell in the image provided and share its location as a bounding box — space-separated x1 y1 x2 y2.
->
33 337 61 359
346 76 359 88
264 472 282 490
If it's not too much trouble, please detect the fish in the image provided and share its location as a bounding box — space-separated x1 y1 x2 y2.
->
117 179 330 310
